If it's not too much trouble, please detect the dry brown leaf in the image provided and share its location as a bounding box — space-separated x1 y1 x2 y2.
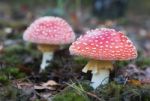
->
128 79 141 86
34 80 59 91
34 85 55 90
12 80 33 89
42 80 59 87
17 82 33 89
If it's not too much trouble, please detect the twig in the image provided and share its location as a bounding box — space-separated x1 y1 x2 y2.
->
86 91 102 101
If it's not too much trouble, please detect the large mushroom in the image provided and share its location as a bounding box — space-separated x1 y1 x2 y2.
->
69 28 137 89
23 16 75 72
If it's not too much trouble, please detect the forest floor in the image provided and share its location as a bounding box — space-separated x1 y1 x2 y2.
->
0 14 150 101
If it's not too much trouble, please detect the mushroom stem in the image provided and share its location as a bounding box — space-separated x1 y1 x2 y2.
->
82 60 113 89
40 52 53 72
91 69 109 89
37 44 59 72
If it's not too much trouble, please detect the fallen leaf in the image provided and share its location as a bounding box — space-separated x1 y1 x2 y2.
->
42 80 59 87
34 85 55 90
128 79 141 86
34 80 59 91
13 80 34 95
13 80 33 89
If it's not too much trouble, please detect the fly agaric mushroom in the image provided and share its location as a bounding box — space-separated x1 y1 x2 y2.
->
69 28 137 89
23 16 75 72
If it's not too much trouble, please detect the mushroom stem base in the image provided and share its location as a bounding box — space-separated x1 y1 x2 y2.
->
82 60 113 89
91 69 109 89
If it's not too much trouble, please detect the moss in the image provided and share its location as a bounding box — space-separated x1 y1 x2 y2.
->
0 86 17 100
97 82 123 101
121 84 150 101
79 81 93 91
114 61 130 68
4 44 31 55
3 67 26 79
0 75 9 85
53 90 90 101
74 57 88 65
0 67 26 84
135 57 150 69
53 81 92 101
0 44 40 65
2 55 22 64
96 82 150 101
0 85 31 101
52 78 150 101
1 45 27 64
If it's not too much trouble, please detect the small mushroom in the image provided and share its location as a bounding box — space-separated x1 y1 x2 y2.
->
69 28 137 89
23 16 75 72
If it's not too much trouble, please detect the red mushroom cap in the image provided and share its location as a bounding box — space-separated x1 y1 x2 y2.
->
69 28 137 60
23 16 75 45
